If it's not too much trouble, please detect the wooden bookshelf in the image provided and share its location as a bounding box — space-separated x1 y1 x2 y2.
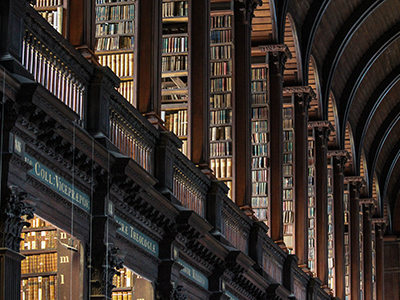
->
33 0 64 34
283 101 294 252
251 63 269 225
112 267 134 300
307 129 316 273
327 162 335 291
20 215 82 300
161 0 189 156
209 7 234 199
343 186 350 300
95 0 136 105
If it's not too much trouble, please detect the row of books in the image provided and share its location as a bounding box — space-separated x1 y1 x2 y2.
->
283 210 294 224
252 156 268 169
252 107 268 119
164 110 188 137
221 220 246 253
113 268 134 288
22 253 57 274
21 276 57 300
252 132 268 144
162 54 188 72
210 29 232 44
211 61 232 76
21 231 57 251
284 130 293 140
308 207 315 218
95 4 135 22
283 188 293 200
210 77 232 93
283 141 293 152
283 119 293 129
99 53 134 77
283 200 294 211
210 93 232 109
96 36 134 51
173 176 204 216
210 45 232 60
252 170 268 182
283 107 293 118
38 9 63 34
284 234 293 249
210 109 232 124
254 208 267 221
252 182 267 195
252 120 268 132
252 94 268 104
210 126 232 141
284 224 294 234
251 81 267 92
35 0 62 7
210 158 232 179
251 196 268 208
211 15 232 29
112 291 133 300
251 68 267 80
309 217 315 228
96 21 134 36
283 153 293 163
162 1 188 18
252 144 268 156
110 120 151 172
283 165 293 176
210 141 232 157
117 80 134 104
24 216 52 229
162 36 188 53
96 0 135 3
283 177 293 188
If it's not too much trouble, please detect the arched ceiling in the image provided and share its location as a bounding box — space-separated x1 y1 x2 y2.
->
281 0 400 229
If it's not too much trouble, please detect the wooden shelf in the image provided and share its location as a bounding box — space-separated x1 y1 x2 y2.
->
21 271 57 279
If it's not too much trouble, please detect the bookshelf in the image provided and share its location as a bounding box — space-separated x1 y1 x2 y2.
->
251 63 269 225
327 162 335 291
33 0 64 34
283 100 294 252
372 227 376 300
161 0 189 156
112 268 154 300
20 215 82 300
209 7 234 199
307 128 316 273
95 0 136 104
359 208 364 299
343 185 350 300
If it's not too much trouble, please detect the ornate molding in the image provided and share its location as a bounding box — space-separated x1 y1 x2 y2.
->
0 186 34 251
372 218 388 234
283 86 316 100
259 44 292 59
360 198 377 216
327 150 350 159
308 120 334 132
236 0 263 25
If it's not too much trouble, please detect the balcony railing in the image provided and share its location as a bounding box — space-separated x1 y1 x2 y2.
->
23 6 93 123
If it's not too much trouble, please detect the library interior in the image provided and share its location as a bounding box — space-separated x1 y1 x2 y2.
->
1 0 400 299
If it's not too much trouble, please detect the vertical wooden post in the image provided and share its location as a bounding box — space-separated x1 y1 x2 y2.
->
328 150 350 300
258 45 291 245
232 0 261 211
373 219 386 300
283 86 314 266
361 199 376 300
135 0 163 127
188 0 210 166
347 176 365 300
309 121 333 287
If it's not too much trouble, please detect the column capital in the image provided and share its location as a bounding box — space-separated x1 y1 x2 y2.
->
284 86 315 113
308 121 334 144
360 198 377 216
372 218 388 233
344 176 366 194
235 0 263 25
327 149 351 161
259 44 292 69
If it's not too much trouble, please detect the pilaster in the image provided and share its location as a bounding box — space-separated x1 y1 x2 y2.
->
372 218 386 300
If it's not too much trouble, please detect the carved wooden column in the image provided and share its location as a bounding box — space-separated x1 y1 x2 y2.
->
346 176 365 300
232 0 262 212
360 198 376 300
283 86 314 267
0 187 34 300
258 44 291 244
188 0 210 166
327 150 350 300
67 0 97 64
372 218 386 300
308 121 333 287
0 0 32 76
134 0 163 128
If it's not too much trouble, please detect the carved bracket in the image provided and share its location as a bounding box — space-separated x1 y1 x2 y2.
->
0 186 34 251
